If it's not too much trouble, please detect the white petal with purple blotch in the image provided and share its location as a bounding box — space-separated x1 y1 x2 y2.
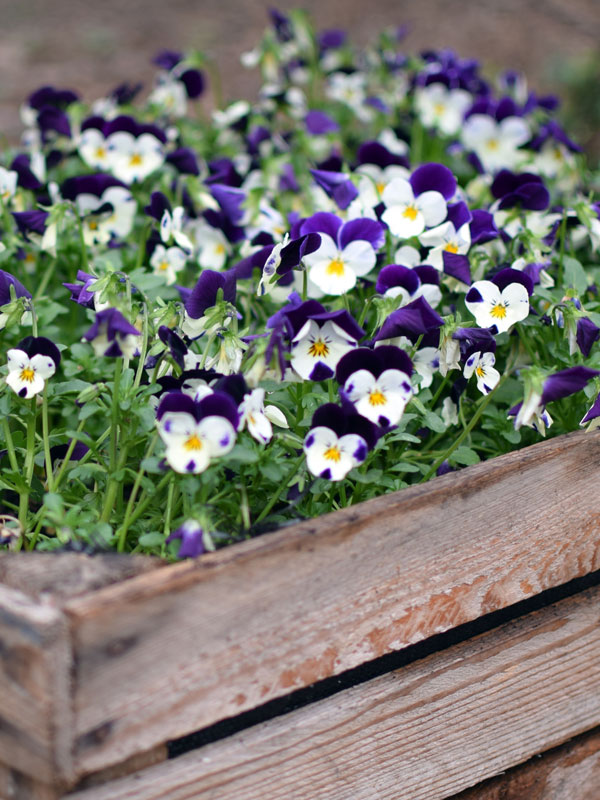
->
345 368 412 425
463 350 500 394
466 280 529 333
291 320 356 380
304 426 367 481
197 416 236 456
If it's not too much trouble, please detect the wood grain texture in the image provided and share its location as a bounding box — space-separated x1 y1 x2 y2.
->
452 726 600 799
0 553 165 602
0 584 73 791
65 586 600 800
0 763 61 800
63 429 600 776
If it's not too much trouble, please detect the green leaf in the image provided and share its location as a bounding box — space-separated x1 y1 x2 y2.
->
43 493 64 514
390 462 423 473
563 256 589 295
139 532 166 547
422 411 446 433
226 444 259 464
450 446 481 466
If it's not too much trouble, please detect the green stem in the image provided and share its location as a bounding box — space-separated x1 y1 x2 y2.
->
116 432 158 552
133 304 149 390
163 475 177 536
76 213 89 273
19 399 37 539
41 385 54 492
2 417 19 473
100 358 124 523
420 375 510 484
254 453 305 525
120 471 173 531
33 258 57 301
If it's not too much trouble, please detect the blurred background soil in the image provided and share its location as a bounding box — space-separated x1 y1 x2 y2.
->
1 0 599 154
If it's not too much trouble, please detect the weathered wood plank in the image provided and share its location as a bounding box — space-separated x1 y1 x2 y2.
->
0 553 165 603
0 584 73 790
64 586 600 800
64 430 600 776
452 726 600 799
0 763 61 800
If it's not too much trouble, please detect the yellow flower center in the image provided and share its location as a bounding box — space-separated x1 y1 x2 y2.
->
326 258 345 276
490 302 507 319
215 243 225 255
308 338 329 358
403 205 419 221
368 389 386 406
88 220 98 231
159 261 170 271
376 181 386 195
475 365 485 378
433 102 446 116
324 445 341 462
183 433 203 451
19 366 35 383
486 138 499 151
95 146 106 159
444 242 459 254
129 152 143 166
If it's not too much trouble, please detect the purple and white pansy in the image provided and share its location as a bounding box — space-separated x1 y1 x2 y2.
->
79 116 167 183
461 104 531 173
463 350 500 395
166 520 206 558
83 308 141 358
6 336 61 398
62 174 137 244
465 268 533 334
381 163 456 240
299 212 385 295
157 391 238 474
418 201 472 271
336 345 413 427
286 300 365 381
512 366 600 432
303 402 378 481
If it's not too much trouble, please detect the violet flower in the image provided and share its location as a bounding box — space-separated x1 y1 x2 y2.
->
83 308 141 358
166 520 206 558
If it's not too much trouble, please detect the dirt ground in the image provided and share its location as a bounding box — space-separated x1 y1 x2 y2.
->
1 0 599 145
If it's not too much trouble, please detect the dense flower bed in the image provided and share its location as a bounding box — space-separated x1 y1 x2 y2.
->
1 9 600 556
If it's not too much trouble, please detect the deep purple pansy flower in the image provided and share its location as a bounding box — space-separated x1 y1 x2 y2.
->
310 168 358 211
166 520 206 558
491 170 550 211
83 308 140 358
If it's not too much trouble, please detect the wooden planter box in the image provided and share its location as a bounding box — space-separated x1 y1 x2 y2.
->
2 430 600 800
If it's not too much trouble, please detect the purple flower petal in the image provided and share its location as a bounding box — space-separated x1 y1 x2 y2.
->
185 270 236 319
305 110 339 135
409 163 456 201
442 251 471 285
339 218 385 251
541 366 600 404
576 317 600 358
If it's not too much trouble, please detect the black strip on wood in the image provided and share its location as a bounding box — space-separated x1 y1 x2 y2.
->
167 567 600 759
